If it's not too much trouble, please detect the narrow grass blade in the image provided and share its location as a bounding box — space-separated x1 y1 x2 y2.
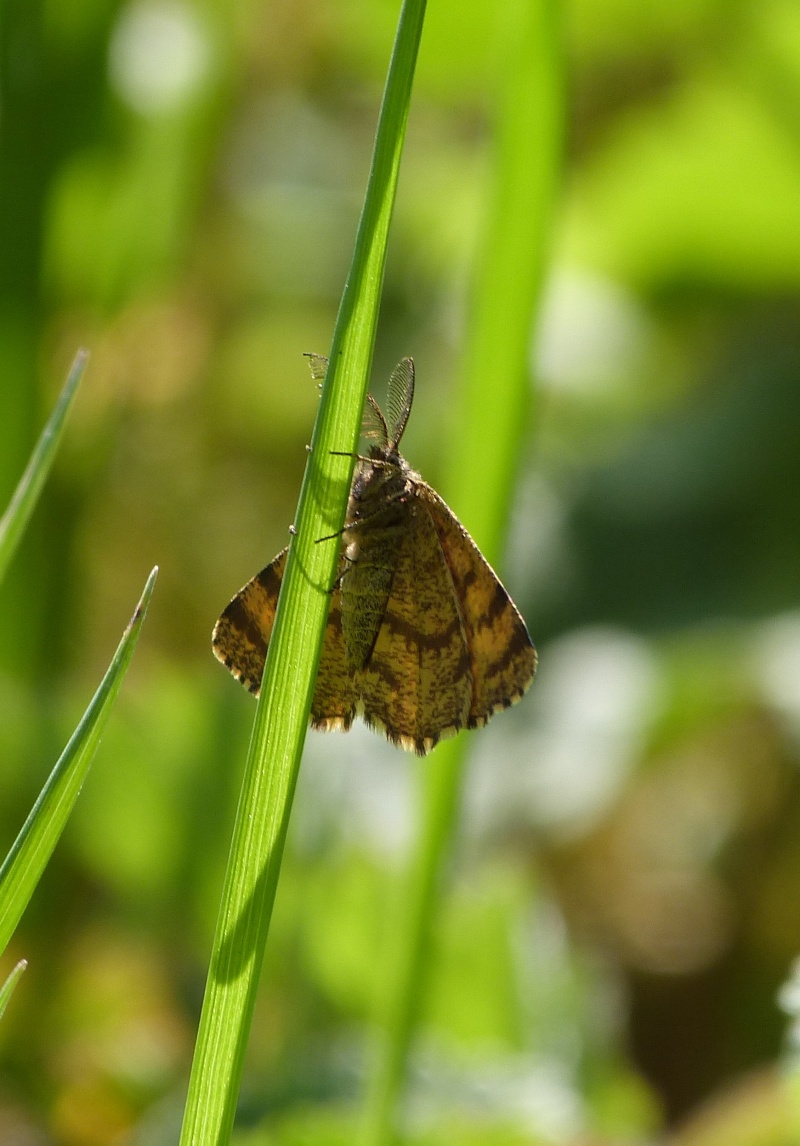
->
361 1 564 1141
0 959 27 1023
0 349 88 588
361 739 464 1144
0 567 158 957
446 0 563 558
178 2 428 1143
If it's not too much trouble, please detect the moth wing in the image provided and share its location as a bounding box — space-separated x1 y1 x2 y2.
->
421 488 537 726
357 500 472 755
310 557 358 734
212 547 289 695
213 548 356 727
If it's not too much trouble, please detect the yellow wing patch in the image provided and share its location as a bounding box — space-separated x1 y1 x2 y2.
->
422 488 538 726
356 500 473 754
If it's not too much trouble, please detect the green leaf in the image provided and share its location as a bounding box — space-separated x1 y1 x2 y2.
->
0 959 27 1023
0 349 87 588
444 0 563 562
0 567 158 957
179 2 428 1143
360 0 563 1140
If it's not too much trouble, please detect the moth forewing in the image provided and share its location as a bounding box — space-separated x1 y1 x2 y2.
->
211 548 289 696
355 496 473 754
420 486 538 723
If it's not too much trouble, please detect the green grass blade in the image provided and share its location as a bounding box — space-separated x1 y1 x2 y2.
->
361 1 564 1141
178 2 428 1142
0 959 27 1023
361 739 464 1144
0 567 158 957
446 0 563 559
0 349 88 588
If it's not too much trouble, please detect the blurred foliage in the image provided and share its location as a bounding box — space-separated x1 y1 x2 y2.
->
2 0 800 1143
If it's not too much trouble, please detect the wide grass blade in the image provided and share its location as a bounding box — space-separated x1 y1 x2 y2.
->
446 0 563 556
361 0 564 1141
178 2 428 1142
0 567 158 957
0 349 88 588
0 959 27 1023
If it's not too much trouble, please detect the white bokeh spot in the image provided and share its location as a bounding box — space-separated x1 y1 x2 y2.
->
109 0 210 116
535 268 653 396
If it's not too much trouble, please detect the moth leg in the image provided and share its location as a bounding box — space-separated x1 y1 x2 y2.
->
315 490 411 545
316 525 348 544
326 553 355 595
329 450 399 470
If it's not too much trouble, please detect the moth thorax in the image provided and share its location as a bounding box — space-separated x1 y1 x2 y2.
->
350 457 408 522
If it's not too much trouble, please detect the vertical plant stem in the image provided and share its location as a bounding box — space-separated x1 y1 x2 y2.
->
361 738 463 1143
179 2 428 1142
448 0 564 555
361 1 563 1141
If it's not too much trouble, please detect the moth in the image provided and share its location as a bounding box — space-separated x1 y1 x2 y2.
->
212 356 537 754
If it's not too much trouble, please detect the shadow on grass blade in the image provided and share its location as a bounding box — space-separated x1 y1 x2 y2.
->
0 566 158 958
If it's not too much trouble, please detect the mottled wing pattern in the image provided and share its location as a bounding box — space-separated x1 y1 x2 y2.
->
421 488 537 725
214 357 537 752
212 547 289 694
213 548 356 726
356 499 473 754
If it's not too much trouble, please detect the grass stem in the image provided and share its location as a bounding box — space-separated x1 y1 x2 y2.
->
360 2 563 1140
178 3 428 1141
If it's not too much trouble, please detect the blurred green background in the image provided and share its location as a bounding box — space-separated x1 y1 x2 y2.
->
3 0 800 1142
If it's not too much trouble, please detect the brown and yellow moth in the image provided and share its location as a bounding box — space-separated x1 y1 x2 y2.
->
213 356 537 754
